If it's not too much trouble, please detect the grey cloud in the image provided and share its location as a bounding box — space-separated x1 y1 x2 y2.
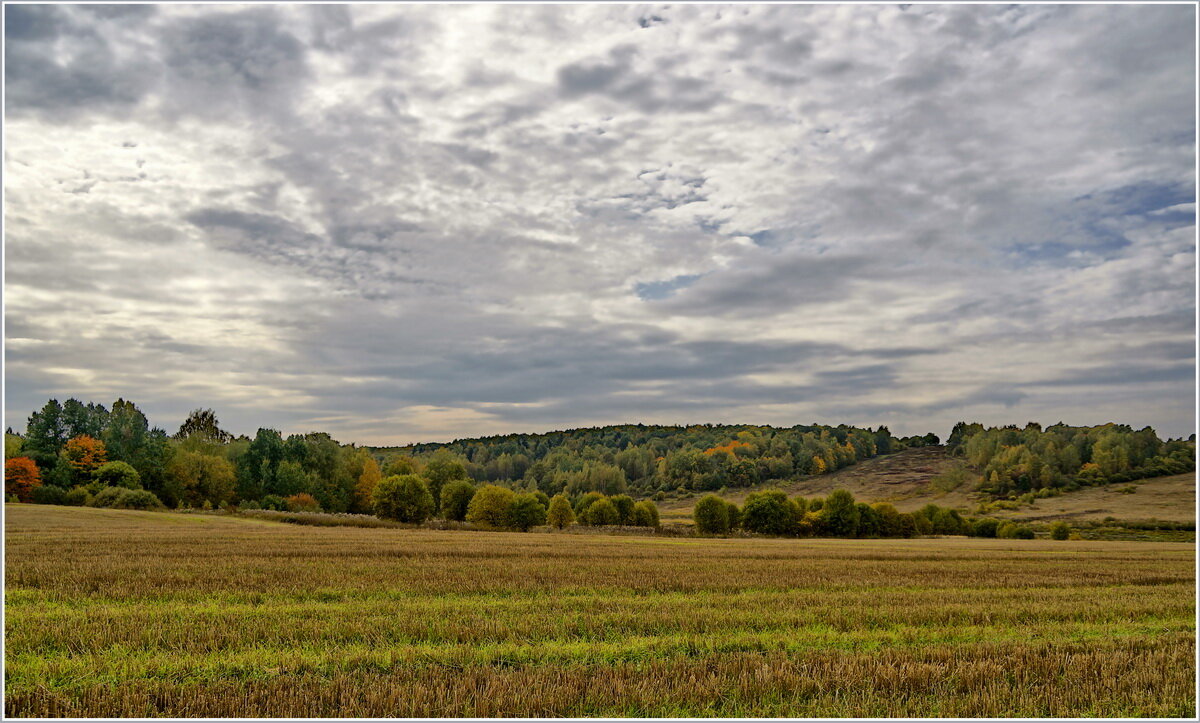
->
162 9 309 118
4 4 1195 442
4 5 157 117
657 254 879 317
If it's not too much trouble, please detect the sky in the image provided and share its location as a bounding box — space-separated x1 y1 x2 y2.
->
3 3 1197 445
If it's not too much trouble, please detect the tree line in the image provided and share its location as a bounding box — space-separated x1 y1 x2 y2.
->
3 399 675 531
946 421 1194 496
692 488 1044 540
4 398 941 512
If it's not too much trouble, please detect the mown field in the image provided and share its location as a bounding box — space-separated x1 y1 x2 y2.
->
4 504 1195 718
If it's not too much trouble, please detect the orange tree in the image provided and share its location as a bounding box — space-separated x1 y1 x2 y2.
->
5 457 42 501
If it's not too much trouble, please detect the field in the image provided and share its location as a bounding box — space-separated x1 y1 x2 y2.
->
5 504 1195 718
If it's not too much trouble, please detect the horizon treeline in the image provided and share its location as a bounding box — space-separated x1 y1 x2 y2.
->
4 396 1193 514
4 398 940 511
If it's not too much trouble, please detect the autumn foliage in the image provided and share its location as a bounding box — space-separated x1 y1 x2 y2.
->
285 493 321 512
63 435 108 478
355 457 383 512
5 457 42 502
703 440 752 456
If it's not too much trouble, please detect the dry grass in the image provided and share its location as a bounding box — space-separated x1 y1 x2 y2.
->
5 504 1195 717
998 472 1196 524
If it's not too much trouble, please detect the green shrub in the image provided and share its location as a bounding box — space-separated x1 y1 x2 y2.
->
88 486 127 508
532 490 551 510
111 489 164 510
31 485 67 505
632 500 659 528
610 494 636 525
508 492 547 531
871 502 903 537
439 480 477 522
372 475 435 523
465 484 515 529
856 502 882 537
259 494 287 511
584 497 619 526
87 487 164 510
970 518 1000 538
932 508 966 535
92 461 141 489
547 494 575 529
238 499 262 511
574 491 605 518
997 522 1035 539
725 500 742 530
62 487 91 507
1050 521 1071 540
693 494 731 534
821 489 859 537
740 490 797 536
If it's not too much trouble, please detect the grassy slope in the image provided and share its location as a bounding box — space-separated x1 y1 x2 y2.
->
4 504 1194 717
656 447 1195 525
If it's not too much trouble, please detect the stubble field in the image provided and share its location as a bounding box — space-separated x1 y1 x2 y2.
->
4 504 1195 717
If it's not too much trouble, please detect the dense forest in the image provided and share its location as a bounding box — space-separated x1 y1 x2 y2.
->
946 421 1195 495
3 397 1193 522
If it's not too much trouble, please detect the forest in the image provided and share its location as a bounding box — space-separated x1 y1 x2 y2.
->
3 397 1193 528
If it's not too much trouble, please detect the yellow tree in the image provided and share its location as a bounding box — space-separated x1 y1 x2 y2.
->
355 457 382 513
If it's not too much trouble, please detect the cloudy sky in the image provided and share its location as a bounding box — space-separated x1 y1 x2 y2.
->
4 3 1196 444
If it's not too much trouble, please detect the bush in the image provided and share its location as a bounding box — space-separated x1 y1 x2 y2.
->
725 500 742 530
584 497 619 526
112 489 164 510
31 485 67 505
997 522 1035 539
547 494 575 529
821 489 859 537
1050 521 1071 540
466 484 516 528
856 502 882 537
931 508 967 535
871 503 904 537
632 500 659 528
88 486 127 508
694 494 731 534
285 492 322 513
970 518 1000 538
440 480 477 521
92 461 141 489
508 492 547 531
574 491 605 518
259 494 287 511
610 494 636 525
238 499 263 511
87 487 164 510
740 490 797 536
372 475 434 523
62 487 91 506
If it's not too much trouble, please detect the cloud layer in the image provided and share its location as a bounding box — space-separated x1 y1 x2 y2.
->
5 4 1195 443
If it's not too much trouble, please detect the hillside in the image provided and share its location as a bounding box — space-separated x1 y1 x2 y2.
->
656 447 1195 525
